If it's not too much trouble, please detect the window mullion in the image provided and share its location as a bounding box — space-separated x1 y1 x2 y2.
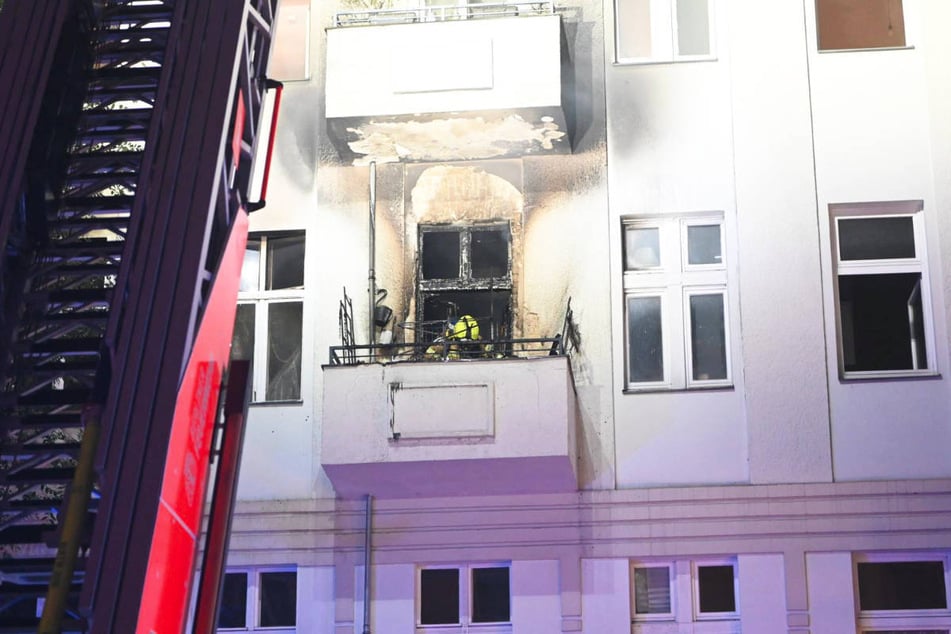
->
248 570 258 630
460 229 472 282
462 565 471 625
669 285 686 388
254 302 269 401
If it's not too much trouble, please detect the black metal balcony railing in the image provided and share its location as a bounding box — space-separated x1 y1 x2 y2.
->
331 292 576 366
329 334 565 366
333 1 554 27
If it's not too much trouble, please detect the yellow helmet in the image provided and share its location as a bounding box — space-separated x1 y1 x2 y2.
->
450 315 480 340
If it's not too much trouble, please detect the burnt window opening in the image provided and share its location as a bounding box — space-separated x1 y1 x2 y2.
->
418 223 512 342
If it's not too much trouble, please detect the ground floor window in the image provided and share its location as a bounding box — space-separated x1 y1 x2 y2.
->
856 552 951 633
631 558 738 623
217 567 297 631
418 564 511 630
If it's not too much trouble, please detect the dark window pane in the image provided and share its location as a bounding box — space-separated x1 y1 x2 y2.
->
687 224 721 265
633 567 671 614
217 572 247 628
470 229 509 279
817 0 905 50
230 304 255 362
858 561 947 610
627 296 663 383
839 217 915 261
422 231 460 280
839 273 925 372
625 227 660 269
868 630 950 634
697 565 736 613
266 234 305 290
259 571 297 627
472 567 510 623
240 238 261 292
690 293 727 381
266 301 303 400
422 291 511 342
420 569 459 625
676 0 710 55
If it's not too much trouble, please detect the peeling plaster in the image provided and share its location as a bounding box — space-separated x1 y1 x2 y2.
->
346 115 567 165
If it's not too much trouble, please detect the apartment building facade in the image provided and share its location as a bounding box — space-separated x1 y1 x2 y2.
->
211 1 951 632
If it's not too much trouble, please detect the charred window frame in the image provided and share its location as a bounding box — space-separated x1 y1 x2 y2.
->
417 223 512 341
231 232 305 403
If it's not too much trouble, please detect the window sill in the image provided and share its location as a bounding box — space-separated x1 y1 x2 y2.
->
613 55 717 67
249 399 304 406
416 625 512 633
695 613 741 621
818 45 914 54
624 384 734 395
631 614 675 623
840 370 941 383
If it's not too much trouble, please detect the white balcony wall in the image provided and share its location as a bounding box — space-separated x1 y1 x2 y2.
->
325 15 563 118
804 0 951 481
321 356 578 498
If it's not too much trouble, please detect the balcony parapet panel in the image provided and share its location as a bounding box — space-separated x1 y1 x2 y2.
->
321 356 579 498
325 9 571 163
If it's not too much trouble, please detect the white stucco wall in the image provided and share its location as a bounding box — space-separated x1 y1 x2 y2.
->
737 554 786 632
582 558 630 634
605 0 751 487
805 552 855 634
511 560 563 633
804 0 951 481
297 566 336 634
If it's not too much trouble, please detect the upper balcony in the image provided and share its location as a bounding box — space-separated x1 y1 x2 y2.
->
321 331 579 499
324 2 571 164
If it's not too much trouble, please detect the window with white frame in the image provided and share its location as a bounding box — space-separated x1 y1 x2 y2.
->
231 232 305 402
623 214 731 390
631 558 738 623
615 0 714 63
417 564 510 629
631 563 675 619
217 568 297 631
816 0 906 51
830 202 935 378
693 560 738 619
855 553 951 633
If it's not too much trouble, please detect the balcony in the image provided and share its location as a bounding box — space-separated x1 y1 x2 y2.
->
324 3 571 164
320 342 579 499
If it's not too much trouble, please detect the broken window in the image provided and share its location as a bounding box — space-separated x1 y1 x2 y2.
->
831 203 934 377
418 223 511 342
231 232 305 402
